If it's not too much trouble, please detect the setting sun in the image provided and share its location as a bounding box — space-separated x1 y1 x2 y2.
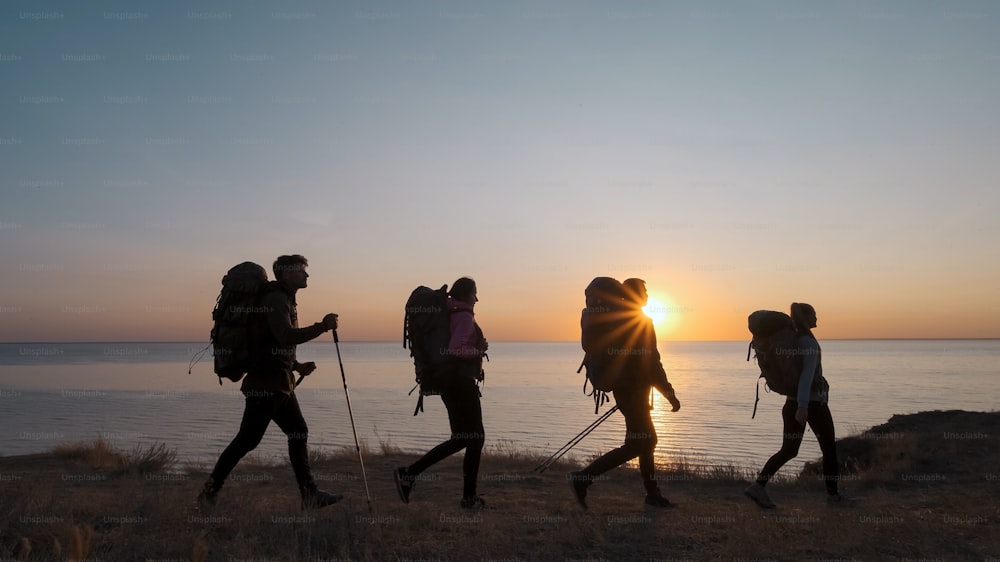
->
643 296 671 330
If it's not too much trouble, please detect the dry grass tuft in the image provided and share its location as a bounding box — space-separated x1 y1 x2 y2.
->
13 537 30 561
487 439 549 463
373 426 404 455
52 437 122 470
68 524 92 561
50 437 177 476
192 531 209 562
120 442 177 475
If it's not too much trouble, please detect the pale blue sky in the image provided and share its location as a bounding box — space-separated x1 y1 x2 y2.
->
2 0 998 341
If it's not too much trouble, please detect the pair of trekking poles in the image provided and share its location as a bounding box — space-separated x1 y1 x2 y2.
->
534 404 619 473
296 331 373 513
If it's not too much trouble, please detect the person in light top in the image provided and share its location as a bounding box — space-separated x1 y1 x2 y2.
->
745 302 851 509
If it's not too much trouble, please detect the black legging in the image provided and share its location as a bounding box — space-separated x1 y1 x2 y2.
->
580 386 660 495
409 374 485 498
210 391 314 490
756 399 839 495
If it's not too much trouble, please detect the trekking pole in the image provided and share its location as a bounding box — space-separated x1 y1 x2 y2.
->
535 405 619 473
535 405 618 473
333 330 373 513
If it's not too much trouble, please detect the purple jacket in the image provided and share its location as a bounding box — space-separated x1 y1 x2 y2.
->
446 297 485 360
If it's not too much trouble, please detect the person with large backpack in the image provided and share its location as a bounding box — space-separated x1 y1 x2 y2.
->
394 277 489 510
744 302 849 509
197 255 342 511
569 277 681 510
623 278 680 411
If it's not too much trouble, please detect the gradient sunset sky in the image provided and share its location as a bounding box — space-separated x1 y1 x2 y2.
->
2 1 998 342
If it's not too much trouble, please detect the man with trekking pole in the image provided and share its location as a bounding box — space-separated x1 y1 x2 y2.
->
197 254 345 511
568 277 681 510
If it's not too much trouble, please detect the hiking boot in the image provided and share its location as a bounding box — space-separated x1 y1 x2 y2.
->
744 483 776 509
568 471 591 511
460 495 486 510
393 466 415 504
644 493 675 508
300 486 343 510
195 478 219 511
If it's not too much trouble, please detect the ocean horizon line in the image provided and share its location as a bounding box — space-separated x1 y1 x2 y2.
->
1 338 998 345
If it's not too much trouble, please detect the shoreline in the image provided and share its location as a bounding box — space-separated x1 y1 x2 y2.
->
1 409 998 560
2 337 999 344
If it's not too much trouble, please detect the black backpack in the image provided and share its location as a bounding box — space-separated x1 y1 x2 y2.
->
747 310 806 417
578 277 630 413
403 285 453 415
194 262 269 385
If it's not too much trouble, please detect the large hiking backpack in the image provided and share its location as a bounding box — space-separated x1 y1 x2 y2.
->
747 309 805 417
403 285 453 415
207 262 269 384
578 277 629 412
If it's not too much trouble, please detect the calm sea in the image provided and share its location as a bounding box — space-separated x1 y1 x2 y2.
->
1 341 997 474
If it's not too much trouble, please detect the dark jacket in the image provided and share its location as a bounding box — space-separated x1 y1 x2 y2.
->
241 282 327 396
625 312 672 398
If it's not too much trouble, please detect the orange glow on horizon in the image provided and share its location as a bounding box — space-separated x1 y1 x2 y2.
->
0 273 997 343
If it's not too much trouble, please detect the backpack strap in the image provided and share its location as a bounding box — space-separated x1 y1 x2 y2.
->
579 358 592 395
407 383 425 416
592 389 609 415
752 376 762 419
187 343 211 376
579 356 611 414
402 313 409 349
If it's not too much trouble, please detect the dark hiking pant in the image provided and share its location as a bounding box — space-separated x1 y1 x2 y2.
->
409 374 485 499
580 388 660 495
756 399 839 495
210 391 314 492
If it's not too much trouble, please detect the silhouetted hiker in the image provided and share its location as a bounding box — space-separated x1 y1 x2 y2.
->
197 254 342 511
395 277 489 510
745 302 849 508
622 278 680 410
570 277 681 510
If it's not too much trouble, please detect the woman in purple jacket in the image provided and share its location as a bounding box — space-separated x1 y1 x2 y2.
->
394 277 489 509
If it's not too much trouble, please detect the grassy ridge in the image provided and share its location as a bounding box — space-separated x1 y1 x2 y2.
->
1 410 998 561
